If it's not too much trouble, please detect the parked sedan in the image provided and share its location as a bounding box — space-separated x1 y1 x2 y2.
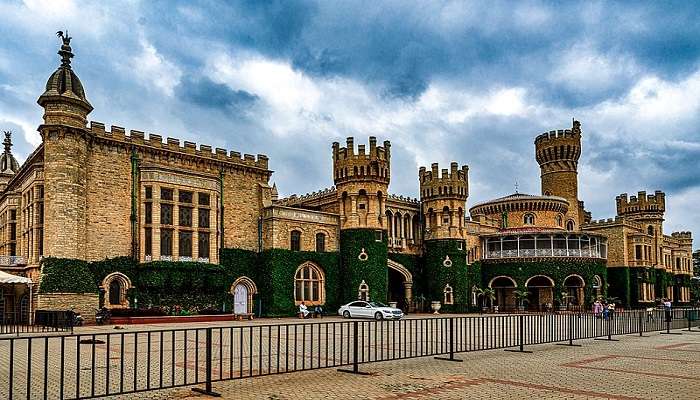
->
338 301 404 320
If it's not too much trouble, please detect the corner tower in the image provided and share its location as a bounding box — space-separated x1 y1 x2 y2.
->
333 137 390 303
419 162 470 312
617 191 666 266
37 32 93 259
535 120 582 229
419 162 468 240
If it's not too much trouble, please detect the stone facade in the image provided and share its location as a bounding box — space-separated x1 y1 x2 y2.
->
0 37 695 323
36 293 99 324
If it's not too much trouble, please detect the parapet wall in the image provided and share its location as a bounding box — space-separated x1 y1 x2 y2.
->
88 121 269 170
616 190 665 215
332 136 391 184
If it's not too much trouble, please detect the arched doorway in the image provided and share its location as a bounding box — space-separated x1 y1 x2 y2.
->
525 275 554 311
489 276 517 311
563 275 585 310
100 272 132 309
230 276 258 315
592 275 603 300
387 259 412 311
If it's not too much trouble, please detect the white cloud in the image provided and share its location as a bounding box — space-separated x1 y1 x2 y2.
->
130 38 183 97
550 42 639 92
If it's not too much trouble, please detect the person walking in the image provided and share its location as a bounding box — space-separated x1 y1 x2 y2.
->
593 300 603 318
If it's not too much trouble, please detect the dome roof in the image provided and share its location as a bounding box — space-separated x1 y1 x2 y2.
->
469 192 569 215
43 66 87 102
38 31 92 109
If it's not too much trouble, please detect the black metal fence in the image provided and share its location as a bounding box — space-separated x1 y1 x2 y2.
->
0 308 697 399
0 310 73 336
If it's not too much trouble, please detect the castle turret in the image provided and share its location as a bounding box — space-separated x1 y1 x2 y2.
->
38 32 92 259
0 131 20 192
333 136 390 230
535 120 582 229
419 162 469 240
617 190 666 266
333 137 390 304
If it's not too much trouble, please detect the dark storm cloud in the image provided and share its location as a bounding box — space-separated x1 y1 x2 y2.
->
180 77 259 113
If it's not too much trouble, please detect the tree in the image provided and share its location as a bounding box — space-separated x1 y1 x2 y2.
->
513 289 530 310
479 287 496 309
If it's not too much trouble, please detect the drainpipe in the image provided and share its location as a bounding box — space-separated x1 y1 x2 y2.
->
130 147 139 260
219 170 225 260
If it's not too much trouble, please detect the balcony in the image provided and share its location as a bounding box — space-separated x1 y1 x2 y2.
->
483 232 607 261
0 256 27 266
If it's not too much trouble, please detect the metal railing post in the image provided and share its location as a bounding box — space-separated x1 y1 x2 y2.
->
338 321 370 375
192 328 221 397
505 314 532 353
557 313 581 347
435 317 463 362
661 308 682 335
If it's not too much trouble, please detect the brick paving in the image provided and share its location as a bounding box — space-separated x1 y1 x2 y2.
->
110 326 699 400
1 314 697 399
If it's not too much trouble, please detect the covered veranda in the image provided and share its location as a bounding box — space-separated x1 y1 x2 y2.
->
0 270 34 325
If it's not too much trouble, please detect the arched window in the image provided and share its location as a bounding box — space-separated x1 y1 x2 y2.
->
315 232 326 252
294 262 325 305
290 230 301 251
555 214 563 227
647 225 654 236
358 280 369 301
100 272 132 309
443 284 454 305
566 220 575 231
523 213 535 225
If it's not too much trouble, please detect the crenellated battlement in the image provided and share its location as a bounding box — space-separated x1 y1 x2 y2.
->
332 136 390 185
88 121 269 170
671 231 692 239
616 190 665 216
535 120 582 168
419 162 469 200
583 216 642 230
387 193 420 205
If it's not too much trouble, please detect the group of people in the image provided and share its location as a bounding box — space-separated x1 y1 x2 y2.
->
592 300 616 319
646 298 674 322
298 301 324 319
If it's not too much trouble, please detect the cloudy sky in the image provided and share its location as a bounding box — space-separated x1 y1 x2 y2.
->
1 1 698 248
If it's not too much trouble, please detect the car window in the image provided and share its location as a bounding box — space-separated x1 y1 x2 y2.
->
349 301 366 307
369 302 387 308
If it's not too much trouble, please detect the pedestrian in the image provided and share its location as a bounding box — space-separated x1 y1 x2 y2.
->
593 300 603 318
602 302 609 320
663 298 672 323
298 301 310 319
646 306 654 323
608 302 615 320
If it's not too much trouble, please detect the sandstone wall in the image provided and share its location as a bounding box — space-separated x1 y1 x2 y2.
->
36 293 99 324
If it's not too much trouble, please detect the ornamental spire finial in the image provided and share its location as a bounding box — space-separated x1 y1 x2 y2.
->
2 131 12 154
56 30 73 68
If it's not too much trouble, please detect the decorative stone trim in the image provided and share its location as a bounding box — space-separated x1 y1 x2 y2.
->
358 248 368 261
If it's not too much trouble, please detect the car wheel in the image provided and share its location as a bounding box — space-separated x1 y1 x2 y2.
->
374 312 383 320
343 311 350 319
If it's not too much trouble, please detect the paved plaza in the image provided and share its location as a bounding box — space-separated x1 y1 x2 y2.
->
116 326 699 400
1 314 697 399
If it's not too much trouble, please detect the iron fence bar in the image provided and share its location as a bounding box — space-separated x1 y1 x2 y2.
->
192 327 220 397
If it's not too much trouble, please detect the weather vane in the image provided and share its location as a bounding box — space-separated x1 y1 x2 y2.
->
514 180 519 194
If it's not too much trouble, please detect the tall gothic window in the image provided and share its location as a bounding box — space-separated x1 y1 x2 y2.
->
160 229 173 256
443 284 454 305
294 262 325 305
179 231 192 258
290 230 301 251
315 232 326 252
566 220 575 231
198 232 210 259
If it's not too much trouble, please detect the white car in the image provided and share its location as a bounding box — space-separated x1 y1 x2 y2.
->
338 301 404 320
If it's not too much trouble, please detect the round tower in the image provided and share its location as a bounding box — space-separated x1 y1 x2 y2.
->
419 162 470 312
333 136 390 230
419 162 469 240
37 32 93 259
535 120 582 229
333 137 390 303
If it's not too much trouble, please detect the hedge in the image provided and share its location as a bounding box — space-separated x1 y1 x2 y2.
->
39 257 97 294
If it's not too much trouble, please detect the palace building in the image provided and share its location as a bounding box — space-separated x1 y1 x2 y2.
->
0 36 694 323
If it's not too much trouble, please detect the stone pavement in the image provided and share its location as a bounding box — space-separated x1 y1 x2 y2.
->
113 328 700 400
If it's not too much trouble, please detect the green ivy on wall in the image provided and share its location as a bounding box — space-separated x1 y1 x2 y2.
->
340 229 388 305
480 259 608 307
39 257 97 294
423 239 469 312
607 267 630 307
255 249 340 317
